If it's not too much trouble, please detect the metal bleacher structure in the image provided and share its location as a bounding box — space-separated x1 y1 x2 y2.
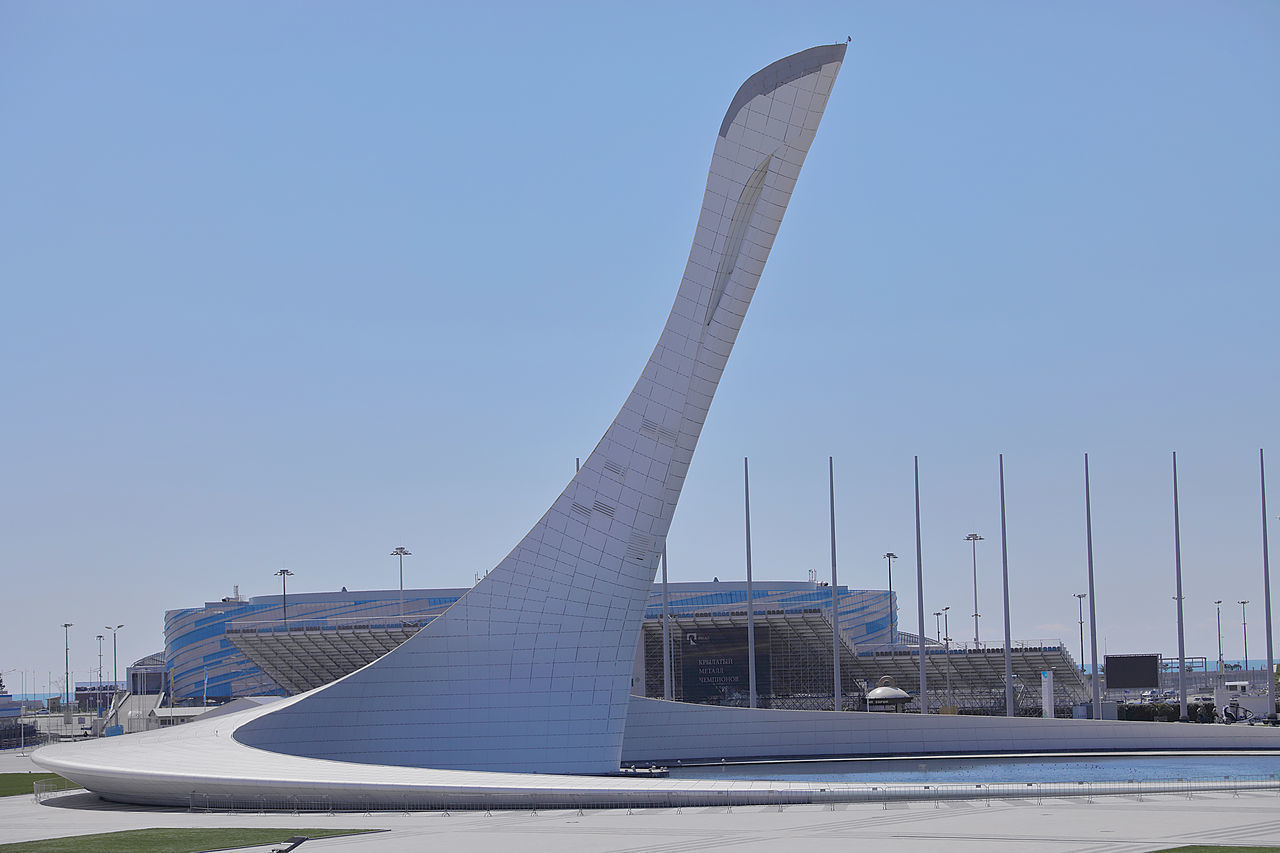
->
850 637 1091 714
227 604 1089 715
640 613 1089 714
226 617 429 696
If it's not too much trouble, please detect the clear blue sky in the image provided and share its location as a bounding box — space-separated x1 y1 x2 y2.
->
2 2 1276 694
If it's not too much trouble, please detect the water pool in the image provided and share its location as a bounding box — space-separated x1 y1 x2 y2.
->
665 752 1280 785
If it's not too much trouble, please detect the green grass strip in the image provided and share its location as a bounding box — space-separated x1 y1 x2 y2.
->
0 828 378 853
0 774 63 798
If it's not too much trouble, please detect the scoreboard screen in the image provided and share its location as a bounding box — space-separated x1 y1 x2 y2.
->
1104 654 1160 689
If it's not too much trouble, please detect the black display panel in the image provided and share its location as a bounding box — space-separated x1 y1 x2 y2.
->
680 626 770 702
1104 653 1160 689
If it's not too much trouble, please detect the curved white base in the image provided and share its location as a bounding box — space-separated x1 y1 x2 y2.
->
32 703 837 809
33 698 1280 810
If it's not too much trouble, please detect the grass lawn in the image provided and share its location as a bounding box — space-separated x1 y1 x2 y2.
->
0 774 63 798
0 828 379 853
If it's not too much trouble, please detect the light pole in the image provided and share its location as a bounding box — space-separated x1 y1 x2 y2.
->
274 569 294 628
1214 601 1224 680
1239 600 1250 672
391 547 412 618
932 608 950 712
96 635 104 716
62 623 73 709
883 552 897 641
942 606 952 707
106 625 123 697
1074 594 1087 673
965 533 983 646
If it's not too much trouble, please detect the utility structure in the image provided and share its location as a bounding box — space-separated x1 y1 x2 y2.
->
965 533 983 646
96 634 104 715
1214 600 1224 681
1263 448 1276 719
274 569 294 629
913 457 927 715
998 455 1014 717
1239 600 1250 671
883 552 897 640
62 623 73 709
1172 452 1188 722
1083 453 1101 719
933 605 952 708
1074 593 1087 672
829 458 841 711
743 457 757 709
106 624 123 698
391 547 412 618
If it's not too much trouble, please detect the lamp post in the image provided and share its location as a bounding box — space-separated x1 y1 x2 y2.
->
96 635 104 715
883 552 897 641
932 608 944 714
1214 601 1224 681
274 569 294 629
62 623 73 709
105 625 123 697
942 606 952 707
1074 594 1087 673
965 533 983 646
391 547 412 618
1239 600 1250 672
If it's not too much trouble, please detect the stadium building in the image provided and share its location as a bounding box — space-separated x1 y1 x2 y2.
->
167 580 1094 714
166 581 897 706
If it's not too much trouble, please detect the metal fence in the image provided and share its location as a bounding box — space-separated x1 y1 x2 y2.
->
32 776 85 803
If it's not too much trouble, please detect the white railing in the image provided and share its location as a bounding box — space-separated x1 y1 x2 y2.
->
225 615 437 634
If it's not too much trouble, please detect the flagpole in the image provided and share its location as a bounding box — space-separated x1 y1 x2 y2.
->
915 456 928 714
829 457 842 711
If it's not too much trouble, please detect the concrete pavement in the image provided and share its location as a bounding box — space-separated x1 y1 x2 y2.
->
4 787 1280 852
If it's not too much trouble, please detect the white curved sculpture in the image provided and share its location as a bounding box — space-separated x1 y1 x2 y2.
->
233 44 849 774
32 45 1280 809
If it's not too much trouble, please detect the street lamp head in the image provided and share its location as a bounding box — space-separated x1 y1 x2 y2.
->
942 605 950 613
964 533 983 542
1239 600 1250 606
62 622 73 628
274 568 294 578
1214 600 1223 606
391 547 412 557
883 552 897 560
1074 593 1087 600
